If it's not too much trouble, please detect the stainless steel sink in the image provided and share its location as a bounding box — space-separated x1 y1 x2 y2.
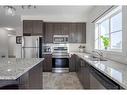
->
90 50 107 61
89 57 107 61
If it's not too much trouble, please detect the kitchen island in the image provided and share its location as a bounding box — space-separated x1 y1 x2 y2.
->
0 58 44 89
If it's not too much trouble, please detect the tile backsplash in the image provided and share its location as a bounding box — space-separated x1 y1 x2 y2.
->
43 43 86 53
68 43 86 52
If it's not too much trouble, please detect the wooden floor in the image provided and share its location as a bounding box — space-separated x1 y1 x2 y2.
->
43 72 83 89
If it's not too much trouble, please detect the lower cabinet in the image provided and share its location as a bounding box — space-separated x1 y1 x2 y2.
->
18 62 43 89
42 54 52 72
69 54 76 72
69 54 81 72
76 58 90 89
75 55 122 89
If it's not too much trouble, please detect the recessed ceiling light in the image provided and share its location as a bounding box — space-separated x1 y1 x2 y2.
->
4 27 15 31
7 69 12 72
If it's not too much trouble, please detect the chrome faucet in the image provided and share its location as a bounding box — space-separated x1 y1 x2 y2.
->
92 50 103 59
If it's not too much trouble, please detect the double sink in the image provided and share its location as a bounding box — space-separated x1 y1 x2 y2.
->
89 56 107 61
88 50 107 61
82 54 107 61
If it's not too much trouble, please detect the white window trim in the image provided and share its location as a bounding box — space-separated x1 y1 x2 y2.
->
94 6 124 56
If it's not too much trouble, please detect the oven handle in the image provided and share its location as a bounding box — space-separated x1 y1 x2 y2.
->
52 56 70 58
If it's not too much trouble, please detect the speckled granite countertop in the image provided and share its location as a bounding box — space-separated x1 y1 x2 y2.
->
70 52 127 89
0 58 44 80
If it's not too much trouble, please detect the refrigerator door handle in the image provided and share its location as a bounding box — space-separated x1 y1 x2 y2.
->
22 48 25 58
36 38 39 58
37 38 39 58
22 36 25 47
21 37 24 58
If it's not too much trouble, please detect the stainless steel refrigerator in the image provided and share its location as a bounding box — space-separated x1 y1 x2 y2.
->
21 36 43 58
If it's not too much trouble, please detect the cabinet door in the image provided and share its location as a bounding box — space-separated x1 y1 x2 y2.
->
44 23 54 43
32 20 43 36
53 23 62 35
76 57 90 89
42 54 52 72
76 23 83 43
69 54 76 72
82 23 86 43
81 61 90 89
69 23 86 43
23 20 33 36
61 23 69 35
69 23 77 43
77 59 83 84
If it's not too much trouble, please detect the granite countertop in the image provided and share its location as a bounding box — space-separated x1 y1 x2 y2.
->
70 52 127 89
0 58 44 80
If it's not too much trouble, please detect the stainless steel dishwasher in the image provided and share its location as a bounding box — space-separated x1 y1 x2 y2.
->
90 66 121 89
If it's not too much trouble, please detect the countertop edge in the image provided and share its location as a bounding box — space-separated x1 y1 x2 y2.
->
0 58 44 80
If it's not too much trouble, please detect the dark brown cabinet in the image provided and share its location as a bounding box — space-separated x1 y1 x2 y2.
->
71 54 122 89
69 54 77 72
23 20 33 36
44 22 86 43
69 23 86 43
32 20 43 36
44 23 54 43
53 23 69 35
23 20 43 36
18 62 43 89
74 55 90 89
42 54 52 72
23 21 86 42
78 58 90 89
53 23 62 35
62 23 70 35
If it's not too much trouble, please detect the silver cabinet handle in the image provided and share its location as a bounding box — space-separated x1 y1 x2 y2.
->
80 60 84 67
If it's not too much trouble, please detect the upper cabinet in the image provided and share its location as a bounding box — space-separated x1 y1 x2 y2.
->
44 22 86 43
53 23 69 35
69 23 86 43
23 20 43 36
23 21 86 43
23 20 33 36
32 20 43 36
44 23 54 43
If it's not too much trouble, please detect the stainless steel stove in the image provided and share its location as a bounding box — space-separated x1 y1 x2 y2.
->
52 46 69 73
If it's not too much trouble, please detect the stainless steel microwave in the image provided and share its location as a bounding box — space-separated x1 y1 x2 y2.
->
53 35 69 44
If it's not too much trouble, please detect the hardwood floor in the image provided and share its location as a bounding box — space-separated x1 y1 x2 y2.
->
43 72 83 89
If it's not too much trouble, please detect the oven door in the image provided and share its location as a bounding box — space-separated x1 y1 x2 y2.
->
52 57 69 73
52 58 69 68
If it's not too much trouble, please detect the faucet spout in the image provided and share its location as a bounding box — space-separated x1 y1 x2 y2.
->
92 50 103 59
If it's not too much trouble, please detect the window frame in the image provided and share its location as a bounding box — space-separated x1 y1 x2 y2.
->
95 8 122 52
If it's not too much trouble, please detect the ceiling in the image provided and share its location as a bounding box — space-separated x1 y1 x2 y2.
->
0 6 94 29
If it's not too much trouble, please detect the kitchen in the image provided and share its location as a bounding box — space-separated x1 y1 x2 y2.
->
0 5 127 90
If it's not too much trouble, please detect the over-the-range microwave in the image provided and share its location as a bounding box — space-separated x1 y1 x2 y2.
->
53 35 69 44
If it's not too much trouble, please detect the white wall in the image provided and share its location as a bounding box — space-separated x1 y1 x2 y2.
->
15 26 22 58
21 15 88 22
0 28 8 58
86 6 127 64
8 36 16 57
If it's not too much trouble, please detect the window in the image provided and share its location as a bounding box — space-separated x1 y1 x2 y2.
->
95 6 122 52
